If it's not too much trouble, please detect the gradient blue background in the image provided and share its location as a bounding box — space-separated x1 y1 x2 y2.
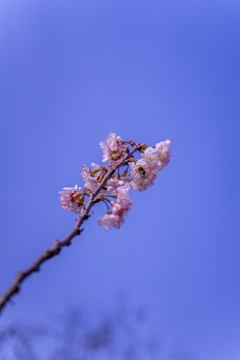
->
1 0 240 359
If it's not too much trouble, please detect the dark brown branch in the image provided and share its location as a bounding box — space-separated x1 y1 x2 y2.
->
0 144 142 315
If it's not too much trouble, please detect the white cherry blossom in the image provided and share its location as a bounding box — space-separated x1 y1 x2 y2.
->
155 139 171 169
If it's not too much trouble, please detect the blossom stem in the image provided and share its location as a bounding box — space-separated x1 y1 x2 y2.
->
102 199 110 210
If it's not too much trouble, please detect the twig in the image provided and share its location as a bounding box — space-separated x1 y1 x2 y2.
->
0 144 142 315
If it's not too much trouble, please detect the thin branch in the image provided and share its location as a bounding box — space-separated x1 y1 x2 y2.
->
0 144 142 315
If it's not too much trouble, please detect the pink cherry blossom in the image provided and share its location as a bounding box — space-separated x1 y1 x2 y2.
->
129 159 157 191
105 178 125 193
98 184 132 230
59 185 85 214
98 213 122 230
112 203 125 221
81 165 99 192
116 184 133 211
100 132 124 164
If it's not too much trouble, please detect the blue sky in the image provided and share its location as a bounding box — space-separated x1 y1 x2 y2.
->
1 0 240 359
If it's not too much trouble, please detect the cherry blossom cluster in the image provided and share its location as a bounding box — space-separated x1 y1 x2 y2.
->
59 133 171 230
